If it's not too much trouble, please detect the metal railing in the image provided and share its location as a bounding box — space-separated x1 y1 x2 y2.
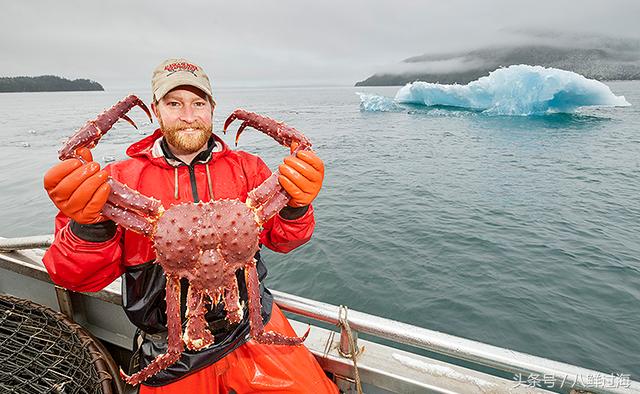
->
272 290 638 394
0 235 53 251
1 235 638 393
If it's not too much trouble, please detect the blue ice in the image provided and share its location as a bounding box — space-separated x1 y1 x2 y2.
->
359 65 630 116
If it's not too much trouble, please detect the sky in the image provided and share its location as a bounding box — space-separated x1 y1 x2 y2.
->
1 0 639 89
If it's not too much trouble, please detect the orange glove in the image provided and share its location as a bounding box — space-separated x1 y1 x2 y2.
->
278 143 324 208
43 147 110 224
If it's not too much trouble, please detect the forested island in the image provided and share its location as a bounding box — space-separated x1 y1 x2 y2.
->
356 45 640 86
0 75 104 92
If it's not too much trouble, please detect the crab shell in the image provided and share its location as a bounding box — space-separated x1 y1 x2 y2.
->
152 200 260 284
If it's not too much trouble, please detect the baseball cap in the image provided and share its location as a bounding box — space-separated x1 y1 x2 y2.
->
151 58 215 104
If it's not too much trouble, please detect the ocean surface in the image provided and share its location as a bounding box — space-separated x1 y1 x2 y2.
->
0 80 638 379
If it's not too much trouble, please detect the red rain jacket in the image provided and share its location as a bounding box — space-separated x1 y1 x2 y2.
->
43 129 315 292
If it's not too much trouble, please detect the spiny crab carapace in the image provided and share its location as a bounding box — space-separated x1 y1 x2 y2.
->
58 95 311 385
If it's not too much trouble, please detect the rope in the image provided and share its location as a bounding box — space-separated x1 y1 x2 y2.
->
174 167 179 200
337 305 364 394
205 163 214 199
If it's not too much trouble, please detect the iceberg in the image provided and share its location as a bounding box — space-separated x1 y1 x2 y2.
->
359 65 630 116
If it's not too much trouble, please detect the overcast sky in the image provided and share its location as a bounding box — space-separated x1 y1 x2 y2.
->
2 0 639 89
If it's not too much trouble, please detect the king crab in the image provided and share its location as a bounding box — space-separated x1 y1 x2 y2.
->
58 95 311 385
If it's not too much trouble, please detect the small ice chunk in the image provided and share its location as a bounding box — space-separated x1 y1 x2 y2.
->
357 92 402 112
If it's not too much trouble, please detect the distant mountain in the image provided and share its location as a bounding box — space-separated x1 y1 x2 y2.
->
356 45 640 86
0 75 104 92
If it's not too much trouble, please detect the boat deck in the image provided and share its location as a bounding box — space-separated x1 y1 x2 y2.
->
0 236 637 394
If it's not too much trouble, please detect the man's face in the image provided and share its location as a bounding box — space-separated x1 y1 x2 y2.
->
153 85 214 155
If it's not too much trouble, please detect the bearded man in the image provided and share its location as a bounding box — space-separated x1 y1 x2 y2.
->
43 58 337 393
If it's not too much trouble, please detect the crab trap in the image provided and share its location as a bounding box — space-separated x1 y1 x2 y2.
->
0 294 117 394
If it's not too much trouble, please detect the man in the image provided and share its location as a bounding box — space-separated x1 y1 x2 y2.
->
43 58 337 393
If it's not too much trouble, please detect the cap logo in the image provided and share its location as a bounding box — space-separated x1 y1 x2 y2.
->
164 62 199 77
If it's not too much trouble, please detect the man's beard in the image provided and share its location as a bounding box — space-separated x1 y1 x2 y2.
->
159 115 213 155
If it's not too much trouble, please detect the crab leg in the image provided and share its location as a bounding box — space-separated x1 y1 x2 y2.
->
184 284 215 351
223 109 311 150
121 275 184 385
59 94 152 160
224 109 313 220
244 173 278 211
91 179 164 236
102 202 157 237
245 261 309 345
57 95 163 236
252 185 291 226
107 180 164 217
223 276 243 324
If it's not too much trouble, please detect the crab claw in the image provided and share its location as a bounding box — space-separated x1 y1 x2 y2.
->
223 109 312 151
120 114 138 129
254 325 311 346
233 122 250 146
222 111 251 146
222 112 237 134
59 95 152 160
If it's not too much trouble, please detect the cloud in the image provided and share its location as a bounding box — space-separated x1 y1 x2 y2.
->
502 28 640 56
377 57 486 76
1 0 639 87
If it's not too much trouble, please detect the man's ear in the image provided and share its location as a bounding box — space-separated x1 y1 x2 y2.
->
151 101 160 120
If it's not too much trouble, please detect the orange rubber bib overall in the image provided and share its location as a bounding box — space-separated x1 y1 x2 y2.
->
139 304 338 394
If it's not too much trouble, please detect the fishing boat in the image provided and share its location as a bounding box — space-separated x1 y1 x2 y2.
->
0 235 637 394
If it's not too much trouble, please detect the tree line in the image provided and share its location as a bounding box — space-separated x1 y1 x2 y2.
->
0 75 104 92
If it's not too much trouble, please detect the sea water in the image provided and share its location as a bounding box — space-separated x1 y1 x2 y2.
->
0 76 638 379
